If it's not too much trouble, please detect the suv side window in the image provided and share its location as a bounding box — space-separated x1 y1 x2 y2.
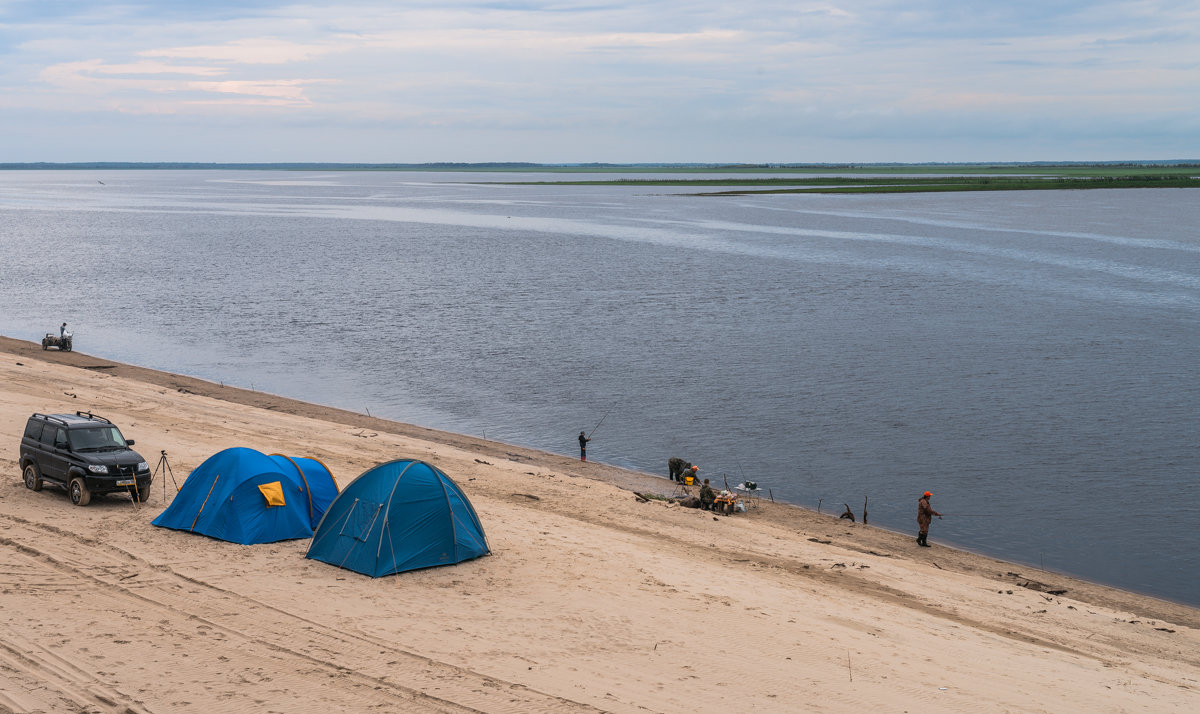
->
23 419 44 440
53 427 69 450
38 423 56 445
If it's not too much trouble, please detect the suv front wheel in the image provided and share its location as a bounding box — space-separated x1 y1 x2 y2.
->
23 464 43 491
69 477 92 507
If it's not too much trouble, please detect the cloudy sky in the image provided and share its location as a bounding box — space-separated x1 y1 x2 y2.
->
1 1 1197 163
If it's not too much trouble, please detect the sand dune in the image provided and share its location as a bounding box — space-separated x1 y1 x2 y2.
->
0 336 1196 713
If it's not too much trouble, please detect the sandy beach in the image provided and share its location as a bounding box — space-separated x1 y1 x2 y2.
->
0 335 1197 713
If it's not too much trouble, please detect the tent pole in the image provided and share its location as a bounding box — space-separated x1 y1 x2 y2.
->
377 461 417 568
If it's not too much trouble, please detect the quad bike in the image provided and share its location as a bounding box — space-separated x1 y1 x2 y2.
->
42 331 73 351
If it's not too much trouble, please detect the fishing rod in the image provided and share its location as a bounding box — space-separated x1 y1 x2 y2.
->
588 406 614 438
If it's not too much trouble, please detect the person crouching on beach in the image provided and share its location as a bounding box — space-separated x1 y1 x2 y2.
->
699 479 715 510
917 491 942 547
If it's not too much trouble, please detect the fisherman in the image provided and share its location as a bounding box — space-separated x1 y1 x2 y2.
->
578 431 590 462
668 457 689 481
60 322 67 338
916 491 942 547
699 478 715 510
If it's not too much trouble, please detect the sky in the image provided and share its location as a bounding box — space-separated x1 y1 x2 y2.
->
1 1 1198 163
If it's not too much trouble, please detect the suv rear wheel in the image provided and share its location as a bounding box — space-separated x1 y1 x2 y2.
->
69 477 92 506
23 464 43 491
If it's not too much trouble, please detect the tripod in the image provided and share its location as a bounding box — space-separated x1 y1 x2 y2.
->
155 450 180 501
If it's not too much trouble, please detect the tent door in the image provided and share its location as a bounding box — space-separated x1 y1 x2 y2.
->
339 499 382 542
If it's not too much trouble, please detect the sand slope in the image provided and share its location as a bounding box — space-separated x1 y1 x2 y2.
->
0 339 1197 713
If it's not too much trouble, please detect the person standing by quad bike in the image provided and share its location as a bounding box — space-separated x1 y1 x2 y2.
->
42 323 73 351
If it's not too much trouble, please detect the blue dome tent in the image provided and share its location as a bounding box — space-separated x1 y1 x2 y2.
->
152 447 339 545
305 459 489 577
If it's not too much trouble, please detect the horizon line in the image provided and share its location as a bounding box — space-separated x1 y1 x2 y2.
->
4 160 1200 170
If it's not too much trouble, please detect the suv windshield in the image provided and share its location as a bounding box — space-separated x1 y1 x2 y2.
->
68 426 128 452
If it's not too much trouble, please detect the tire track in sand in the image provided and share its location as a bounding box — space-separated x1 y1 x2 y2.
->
0 625 153 714
0 515 603 714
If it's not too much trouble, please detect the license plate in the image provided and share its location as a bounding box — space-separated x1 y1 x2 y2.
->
116 479 135 486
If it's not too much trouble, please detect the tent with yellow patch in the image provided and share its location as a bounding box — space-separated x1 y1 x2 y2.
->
153 447 338 544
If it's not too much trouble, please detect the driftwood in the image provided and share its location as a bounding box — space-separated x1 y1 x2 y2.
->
839 504 855 522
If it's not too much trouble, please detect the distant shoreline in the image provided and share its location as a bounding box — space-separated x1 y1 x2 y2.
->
2 160 1199 172
7 163 1198 194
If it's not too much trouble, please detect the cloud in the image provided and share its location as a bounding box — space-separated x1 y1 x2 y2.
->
78 60 227 77
37 58 322 109
141 38 336 65
2 0 1199 160
185 79 321 103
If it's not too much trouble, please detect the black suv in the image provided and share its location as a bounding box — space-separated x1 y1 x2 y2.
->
20 412 152 506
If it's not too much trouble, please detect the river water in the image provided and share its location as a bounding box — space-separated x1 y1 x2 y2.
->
1 170 1197 606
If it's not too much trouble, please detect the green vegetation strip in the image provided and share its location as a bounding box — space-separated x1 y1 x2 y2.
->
707 175 1200 195
494 175 1200 194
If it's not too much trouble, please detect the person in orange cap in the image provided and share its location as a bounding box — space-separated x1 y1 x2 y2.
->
916 491 941 547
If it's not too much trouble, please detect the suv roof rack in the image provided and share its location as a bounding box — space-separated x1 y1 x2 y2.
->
74 411 112 424
30 412 114 427
31 413 71 427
